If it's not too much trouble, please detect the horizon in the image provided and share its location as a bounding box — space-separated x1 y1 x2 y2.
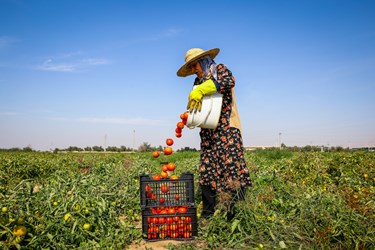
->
1 0 375 150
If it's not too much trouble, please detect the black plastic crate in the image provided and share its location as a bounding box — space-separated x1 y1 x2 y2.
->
139 172 195 209
141 207 198 241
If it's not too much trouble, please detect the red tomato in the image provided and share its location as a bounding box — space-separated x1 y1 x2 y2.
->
177 122 185 129
159 232 167 239
166 138 174 146
173 216 180 222
166 217 173 224
146 191 153 198
152 151 160 158
184 232 192 238
168 207 176 214
170 223 178 231
164 147 173 155
175 194 180 201
175 132 182 138
175 127 182 133
151 217 158 224
178 207 187 214
161 171 168 179
185 216 192 223
160 184 169 193
159 209 168 214
158 217 166 224
171 231 179 238
167 163 176 171
145 184 151 192
180 111 188 120
153 174 161 181
159 197 165 203
161 164 168 172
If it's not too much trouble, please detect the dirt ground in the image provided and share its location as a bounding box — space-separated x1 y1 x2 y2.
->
126 239 185 250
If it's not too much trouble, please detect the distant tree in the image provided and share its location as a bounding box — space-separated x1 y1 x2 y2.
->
106 146 120 152
66 146 83 152
178 147 198 152
22 146 33 152
84 146 92 152
92 146 104 152
120 146 132 152
138 142 152 152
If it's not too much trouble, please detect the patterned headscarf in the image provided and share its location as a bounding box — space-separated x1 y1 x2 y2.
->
198 55 217 81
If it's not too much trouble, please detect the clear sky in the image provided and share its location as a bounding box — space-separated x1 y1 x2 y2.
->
1 0 374 151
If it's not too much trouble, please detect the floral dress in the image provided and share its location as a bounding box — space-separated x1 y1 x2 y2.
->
194 64 252 192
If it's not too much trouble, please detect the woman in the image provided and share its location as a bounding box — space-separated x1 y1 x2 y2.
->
177 48 252 220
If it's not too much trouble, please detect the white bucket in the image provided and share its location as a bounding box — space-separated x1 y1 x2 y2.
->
186 93 223 129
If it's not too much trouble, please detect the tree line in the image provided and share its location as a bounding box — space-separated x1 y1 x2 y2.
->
0 143 198 153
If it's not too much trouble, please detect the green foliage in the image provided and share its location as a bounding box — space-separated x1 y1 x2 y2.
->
0 151 374 249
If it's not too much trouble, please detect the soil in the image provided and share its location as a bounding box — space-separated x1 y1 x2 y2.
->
126 239 184 250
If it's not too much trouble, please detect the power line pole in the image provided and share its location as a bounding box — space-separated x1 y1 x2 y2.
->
278 132 282 149
133 130 135 152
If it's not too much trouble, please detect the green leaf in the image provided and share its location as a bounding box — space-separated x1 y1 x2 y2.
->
279 241 287 248
231 219 240 233
269 230 276 241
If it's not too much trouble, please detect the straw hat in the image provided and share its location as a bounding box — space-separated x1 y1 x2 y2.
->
177 48 220 77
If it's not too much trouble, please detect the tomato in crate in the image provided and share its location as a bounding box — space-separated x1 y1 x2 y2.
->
139 172 195 209
141 206 197 241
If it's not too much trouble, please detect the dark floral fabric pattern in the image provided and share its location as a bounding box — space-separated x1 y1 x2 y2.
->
194 64 252 192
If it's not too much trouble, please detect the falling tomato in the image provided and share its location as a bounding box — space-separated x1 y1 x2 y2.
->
175 133 182 138
175 127 182 133
161 164 168 172
164 147 173 155
166 138 174 146
177 122 185 129
167 163 176 171
182 112 189 120
161 171 168 179
152 151 160 158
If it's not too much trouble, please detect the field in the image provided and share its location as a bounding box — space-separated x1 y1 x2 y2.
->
0 150 374 249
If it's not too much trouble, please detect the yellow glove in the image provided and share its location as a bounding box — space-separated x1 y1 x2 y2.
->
187 79 217 112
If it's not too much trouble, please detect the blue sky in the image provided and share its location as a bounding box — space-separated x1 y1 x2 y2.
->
1 0 374 150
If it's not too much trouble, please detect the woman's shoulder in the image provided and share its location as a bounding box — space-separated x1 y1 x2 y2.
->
215 63 232 75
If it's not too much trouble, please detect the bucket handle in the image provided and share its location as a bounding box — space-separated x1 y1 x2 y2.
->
189 95 214 129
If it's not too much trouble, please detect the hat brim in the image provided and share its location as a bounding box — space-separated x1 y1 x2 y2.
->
177 48 220 77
